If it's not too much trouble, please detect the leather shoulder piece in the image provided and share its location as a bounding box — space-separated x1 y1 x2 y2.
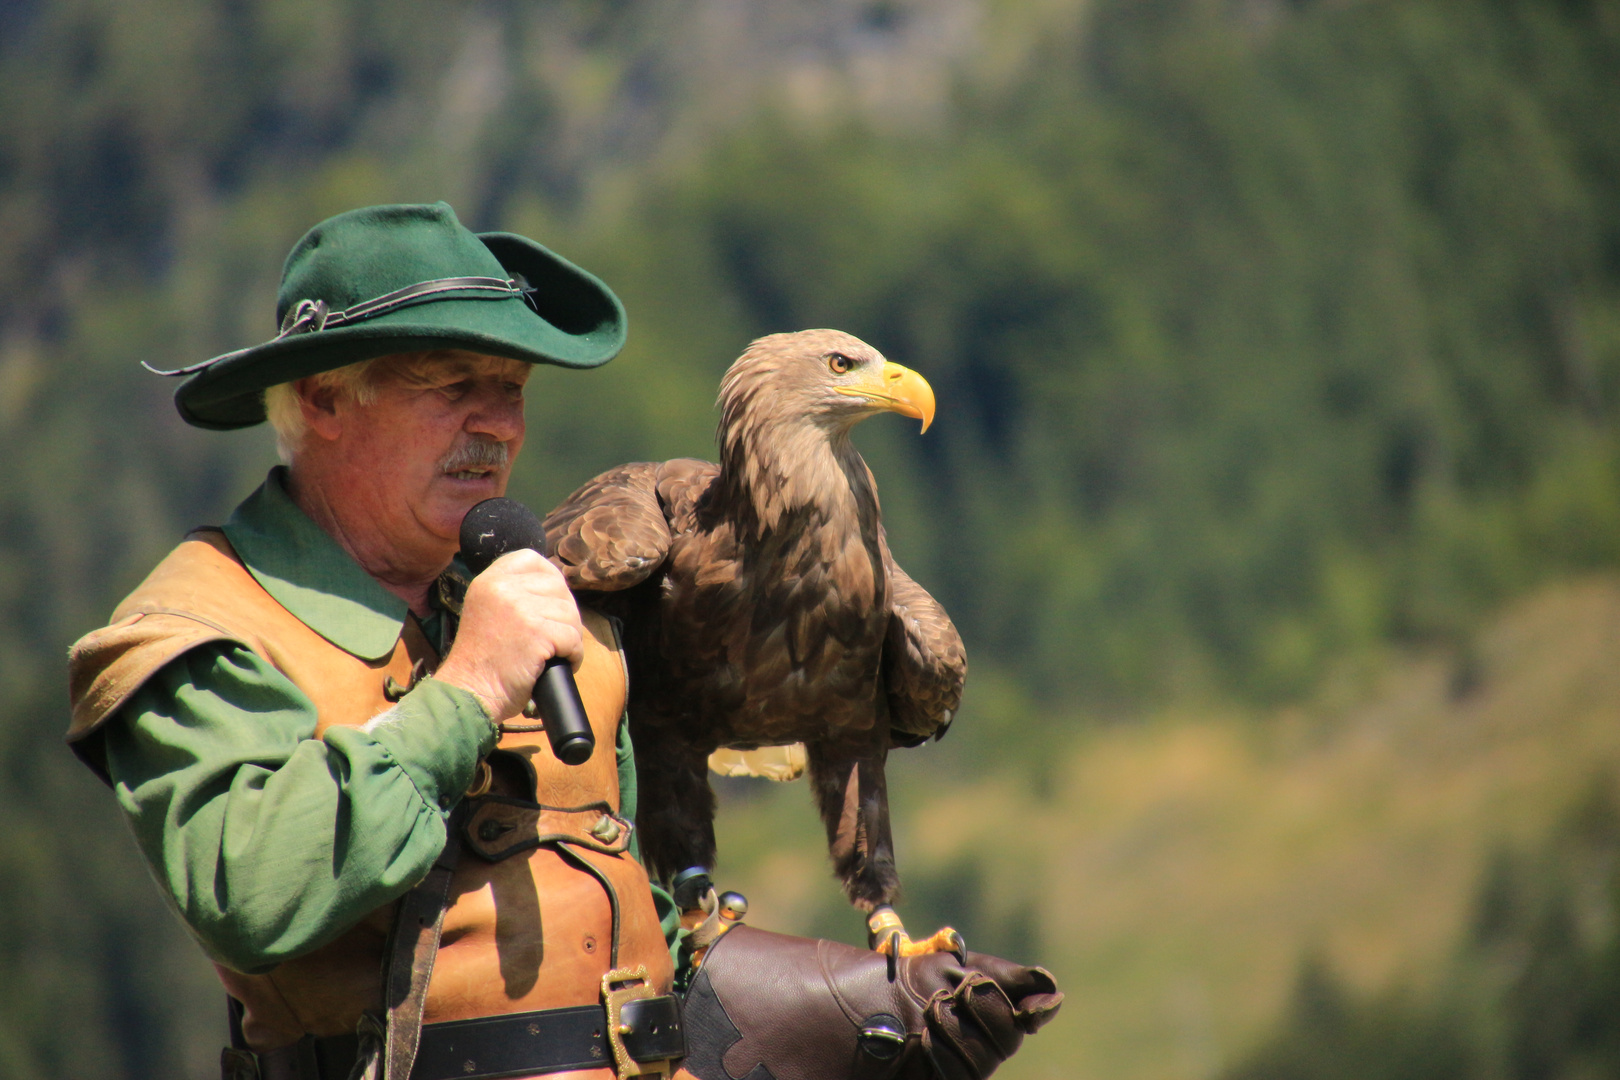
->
66 530 273 770
68 611 234 745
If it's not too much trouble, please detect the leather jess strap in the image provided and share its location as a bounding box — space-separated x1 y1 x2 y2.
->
229 997 685 1080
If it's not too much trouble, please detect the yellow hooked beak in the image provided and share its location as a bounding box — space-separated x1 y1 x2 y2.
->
835 361 937 433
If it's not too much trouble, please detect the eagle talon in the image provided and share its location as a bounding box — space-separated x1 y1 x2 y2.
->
867 906 905 955
895 926 966 958
867 908 965 960
872 928 901 956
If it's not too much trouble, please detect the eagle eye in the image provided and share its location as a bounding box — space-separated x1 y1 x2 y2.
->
827 353 854 375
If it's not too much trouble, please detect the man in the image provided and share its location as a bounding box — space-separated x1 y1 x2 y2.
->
68 203 1058 1080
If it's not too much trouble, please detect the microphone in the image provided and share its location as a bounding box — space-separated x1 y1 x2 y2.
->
458 497 595 766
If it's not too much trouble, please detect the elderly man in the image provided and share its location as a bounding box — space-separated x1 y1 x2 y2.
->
68 203 1057 1080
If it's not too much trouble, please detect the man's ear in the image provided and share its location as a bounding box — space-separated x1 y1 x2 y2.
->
295 378 344 441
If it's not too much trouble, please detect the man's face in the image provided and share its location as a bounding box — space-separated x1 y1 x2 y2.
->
325 350 530 552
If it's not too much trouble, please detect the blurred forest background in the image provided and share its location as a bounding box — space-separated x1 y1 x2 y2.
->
3 0 1620 1077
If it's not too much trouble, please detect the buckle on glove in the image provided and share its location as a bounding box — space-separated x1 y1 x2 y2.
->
602 966 684 1079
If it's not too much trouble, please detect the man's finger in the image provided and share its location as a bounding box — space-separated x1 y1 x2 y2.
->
537 621 585 670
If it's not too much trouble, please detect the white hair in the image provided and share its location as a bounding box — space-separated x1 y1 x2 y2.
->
262 359 381 464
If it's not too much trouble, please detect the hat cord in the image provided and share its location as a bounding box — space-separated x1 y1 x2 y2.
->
142 276 529 377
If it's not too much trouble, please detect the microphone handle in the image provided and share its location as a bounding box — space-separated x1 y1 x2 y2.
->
534 656 595 766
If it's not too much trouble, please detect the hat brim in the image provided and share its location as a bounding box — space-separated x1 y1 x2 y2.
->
175 232 627 430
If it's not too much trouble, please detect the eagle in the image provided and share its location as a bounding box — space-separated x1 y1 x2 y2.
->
542 329 967 955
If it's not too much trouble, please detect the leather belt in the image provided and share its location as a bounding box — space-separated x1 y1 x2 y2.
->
223 997 685 1080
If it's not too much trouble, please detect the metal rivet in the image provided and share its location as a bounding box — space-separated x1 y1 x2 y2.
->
858 1014 907 1060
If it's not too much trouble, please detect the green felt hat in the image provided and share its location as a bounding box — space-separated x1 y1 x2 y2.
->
157 202 627 429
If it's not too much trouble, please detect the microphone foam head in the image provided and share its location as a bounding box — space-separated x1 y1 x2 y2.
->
459 497 547 574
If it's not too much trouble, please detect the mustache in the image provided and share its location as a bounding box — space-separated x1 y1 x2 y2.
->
438 438 510 474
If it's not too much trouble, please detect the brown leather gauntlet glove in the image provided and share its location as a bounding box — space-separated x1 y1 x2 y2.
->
679 925 1061 1080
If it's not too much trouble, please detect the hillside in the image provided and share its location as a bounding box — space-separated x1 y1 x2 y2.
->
709 575 1620 1079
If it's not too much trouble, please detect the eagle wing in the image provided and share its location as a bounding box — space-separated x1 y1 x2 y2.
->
543 462 673 591
650 458 722 535
544 458 723 592
882 543 967 746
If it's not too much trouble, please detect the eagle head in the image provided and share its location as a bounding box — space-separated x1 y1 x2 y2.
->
716 329 938 533
719 329 936 438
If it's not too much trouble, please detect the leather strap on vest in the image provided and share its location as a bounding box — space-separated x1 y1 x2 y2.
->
462 798 635 861
376 807 466 1080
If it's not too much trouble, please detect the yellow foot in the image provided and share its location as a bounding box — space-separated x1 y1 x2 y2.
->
867 906 967 961
896 925 968 958
688 890 749 970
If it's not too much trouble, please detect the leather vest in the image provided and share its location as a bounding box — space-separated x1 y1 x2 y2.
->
67 530 673 1051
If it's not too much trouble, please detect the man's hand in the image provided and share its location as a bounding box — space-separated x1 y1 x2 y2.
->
435 549 585 721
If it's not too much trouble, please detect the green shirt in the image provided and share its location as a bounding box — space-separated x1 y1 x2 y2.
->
101 469 679 975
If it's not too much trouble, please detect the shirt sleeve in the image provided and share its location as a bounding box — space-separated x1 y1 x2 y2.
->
101 640 498 975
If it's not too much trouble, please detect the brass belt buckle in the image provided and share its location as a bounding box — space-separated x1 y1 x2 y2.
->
601 966 673 1080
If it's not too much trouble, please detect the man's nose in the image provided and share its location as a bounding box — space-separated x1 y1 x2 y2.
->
465 386 524 441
